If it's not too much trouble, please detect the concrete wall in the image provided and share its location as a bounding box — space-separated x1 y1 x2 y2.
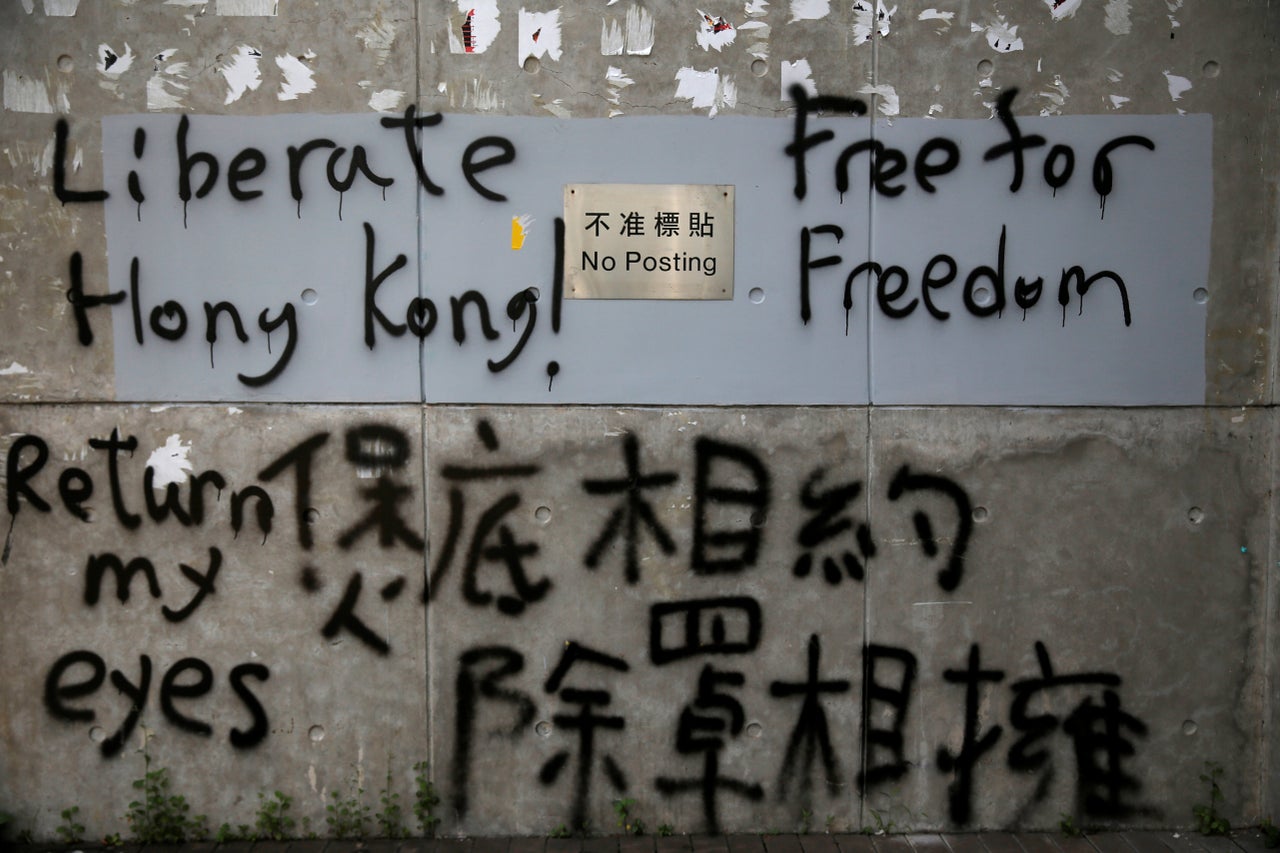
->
0 0 1277 841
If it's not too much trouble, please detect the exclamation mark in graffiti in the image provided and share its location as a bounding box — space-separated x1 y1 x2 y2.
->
463 9 476 53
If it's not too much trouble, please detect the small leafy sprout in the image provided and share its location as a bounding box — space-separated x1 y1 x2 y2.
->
376 764 406 839
657 823 674 837
125 753 209 844
57 806 85 844
1059 814 1083 838
413 761 441 837
1193 761 1231 836
255 790 296 841
613 798 645 836
324 780 370 840
1260 818 1280 849
549 823 571 839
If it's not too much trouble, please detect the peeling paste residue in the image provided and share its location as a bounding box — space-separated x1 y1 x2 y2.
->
356 15 398 67
972 16 1024 52
1038 74 1070 115
695 10 736 52
674 66 736 117
216 0 278 14
41 0 80 15
220 45 263 105
1109 94 1129 109
601 18 624 54
1103 0 1131 35
146 434 194 489
927 102 943 117
2 70 66 114
456 77 503 111
604 65 634 115
789 0 829 22
368 88 405 112
0 362 31 376
858 82 899 117
739 2 770 62
625 5 655 55
918 8 954 32
20 0 34 12
227 406 243 414
852 0 894 45
1164 70 1192 101
781 58 816 100
537 96 570 117
511 215 533 249
97 42 135 98
148 50 190 111
449 1 500 55
1166 0 1183 30
1044 0 1083 20
519 8 563 66
276 53 316 101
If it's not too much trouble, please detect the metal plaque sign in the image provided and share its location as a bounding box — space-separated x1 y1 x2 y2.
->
564 183 735 300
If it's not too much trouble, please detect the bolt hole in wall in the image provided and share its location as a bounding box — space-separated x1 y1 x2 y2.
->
1187 506 1204 525
972 506 990 523
749 287 765 304
305 507 320 524
751 59 767 77
57 54 73 72
523 57 540 74
1183 720 1198 735
535 720 552 737
1202 60 1220 77
977 59 994 77
1193 287 1209 304
534 505 552 525
301 288 318 306
308 725 325 742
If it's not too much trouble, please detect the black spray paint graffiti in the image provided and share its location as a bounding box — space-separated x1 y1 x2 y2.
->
428 419 551 616
539 642 632 831
55 112 569 392
10 421 428 749
9 423 1152 827
54 88 1164 392
790 86 1149 330
443 632 1148 832
44 650 269 757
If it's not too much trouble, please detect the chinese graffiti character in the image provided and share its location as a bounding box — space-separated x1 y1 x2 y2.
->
429 420 551 615
692 438 771 574
337 425 425 552
886 464 973 592
655 665 763 833
582 433 678 584
859 644 917 791
450 647 536 819
1008 641 1148 819
650 597 763 666
770 634 851 802
539 641 631 830
936 644 1005 825
793 468 875 585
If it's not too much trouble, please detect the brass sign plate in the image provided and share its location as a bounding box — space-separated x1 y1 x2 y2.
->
564 183 734 300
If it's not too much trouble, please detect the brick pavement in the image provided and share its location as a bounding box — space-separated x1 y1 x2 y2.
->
5 829 1276 853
